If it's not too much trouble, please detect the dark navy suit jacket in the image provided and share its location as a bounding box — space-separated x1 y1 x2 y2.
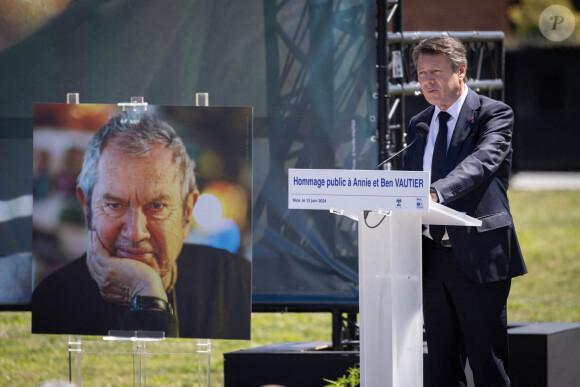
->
403 88 527 283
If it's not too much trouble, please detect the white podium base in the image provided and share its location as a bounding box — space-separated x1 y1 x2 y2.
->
358 210 423 387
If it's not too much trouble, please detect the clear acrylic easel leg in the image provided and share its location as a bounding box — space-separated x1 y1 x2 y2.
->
68 335 82 386
135 340 145 387
196 339 211 387
68 336 211 386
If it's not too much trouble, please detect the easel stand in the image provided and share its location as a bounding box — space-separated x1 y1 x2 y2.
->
68 334 210 387
64 93 212 387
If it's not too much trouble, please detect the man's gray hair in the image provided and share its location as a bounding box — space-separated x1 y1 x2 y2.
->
412 36 467 73
77 111 197 227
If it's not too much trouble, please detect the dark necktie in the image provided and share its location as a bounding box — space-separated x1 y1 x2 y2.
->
430 111 451 243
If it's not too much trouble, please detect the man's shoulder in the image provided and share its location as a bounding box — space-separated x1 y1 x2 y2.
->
31 254 104 324
175 244 251 339
409 105 435 130
180 243 240 258
33 255 90 295
178 243 250 271
468 88 512 113
45 255 88 277
176 243 251 308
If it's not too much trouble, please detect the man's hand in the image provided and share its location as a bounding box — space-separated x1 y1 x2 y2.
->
86 230 167 306
430 191 439 203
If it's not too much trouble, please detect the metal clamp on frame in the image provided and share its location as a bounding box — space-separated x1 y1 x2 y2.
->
103 330 166 342
118 96 149 112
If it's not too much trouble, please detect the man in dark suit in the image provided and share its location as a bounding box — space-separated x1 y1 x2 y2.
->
403 37 527 386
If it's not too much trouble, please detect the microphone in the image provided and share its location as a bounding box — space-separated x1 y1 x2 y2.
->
364 122 430 222
376 122 430 170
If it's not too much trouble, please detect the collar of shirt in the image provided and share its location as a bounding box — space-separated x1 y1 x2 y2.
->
423 86 469 173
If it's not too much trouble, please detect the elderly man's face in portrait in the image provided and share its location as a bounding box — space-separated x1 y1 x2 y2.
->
82 142 194 279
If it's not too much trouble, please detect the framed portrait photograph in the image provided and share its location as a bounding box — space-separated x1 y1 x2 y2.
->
31 103 252 339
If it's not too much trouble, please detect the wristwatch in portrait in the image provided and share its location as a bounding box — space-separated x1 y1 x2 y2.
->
130 295 174 315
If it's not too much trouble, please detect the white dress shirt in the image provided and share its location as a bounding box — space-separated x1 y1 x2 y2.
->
423 85 468 241
423 85 469 176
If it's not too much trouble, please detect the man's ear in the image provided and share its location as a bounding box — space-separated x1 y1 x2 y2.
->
76 186 89 224
182 190 199 238
458 62 466 81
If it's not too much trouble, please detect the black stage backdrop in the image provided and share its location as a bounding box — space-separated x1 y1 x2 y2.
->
0 0 376 310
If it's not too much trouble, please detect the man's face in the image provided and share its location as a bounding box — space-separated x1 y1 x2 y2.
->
81 143 195 279
417 53 465 110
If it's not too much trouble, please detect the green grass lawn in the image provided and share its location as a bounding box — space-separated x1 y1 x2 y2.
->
507 190 580 322
1 190 578 386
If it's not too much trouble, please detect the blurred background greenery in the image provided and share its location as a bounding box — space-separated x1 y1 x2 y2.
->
1 189 578 386
507 0 580 46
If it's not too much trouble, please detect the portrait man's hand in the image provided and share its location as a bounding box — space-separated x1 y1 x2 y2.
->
86 230 168 306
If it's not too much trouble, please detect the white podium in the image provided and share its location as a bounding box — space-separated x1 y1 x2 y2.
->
357 203 480 387
287 169 481 387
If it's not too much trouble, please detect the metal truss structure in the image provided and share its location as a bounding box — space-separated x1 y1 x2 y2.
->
256 0 508 351
377 1 506 170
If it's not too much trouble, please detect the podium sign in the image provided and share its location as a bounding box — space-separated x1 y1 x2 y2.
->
288 168 430 212
287 168 481 387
